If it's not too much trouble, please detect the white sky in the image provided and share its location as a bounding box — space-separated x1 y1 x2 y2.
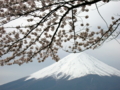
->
0 1 120 85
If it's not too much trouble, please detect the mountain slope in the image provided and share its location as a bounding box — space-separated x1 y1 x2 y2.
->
1 74 120 90
26 53 120 80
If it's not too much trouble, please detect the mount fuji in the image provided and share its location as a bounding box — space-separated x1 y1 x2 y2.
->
0 53 120 90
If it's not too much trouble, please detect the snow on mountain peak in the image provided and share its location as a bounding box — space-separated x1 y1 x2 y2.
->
25 53 120 81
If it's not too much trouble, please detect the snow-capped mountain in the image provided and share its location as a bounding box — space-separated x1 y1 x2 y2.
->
26 53 120 81
0 53 120 90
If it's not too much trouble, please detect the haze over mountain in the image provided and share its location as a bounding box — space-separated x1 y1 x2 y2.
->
0 53 120 90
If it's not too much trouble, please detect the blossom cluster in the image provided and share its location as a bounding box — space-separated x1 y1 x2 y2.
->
0 0 119 66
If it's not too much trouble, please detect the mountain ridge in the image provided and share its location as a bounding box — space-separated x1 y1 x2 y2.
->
25 52 120 81
1 52 120 90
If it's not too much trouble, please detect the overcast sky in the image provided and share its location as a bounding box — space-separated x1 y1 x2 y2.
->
0 1 120 85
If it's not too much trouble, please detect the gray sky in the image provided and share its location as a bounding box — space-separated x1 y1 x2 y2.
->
0 1 120 85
